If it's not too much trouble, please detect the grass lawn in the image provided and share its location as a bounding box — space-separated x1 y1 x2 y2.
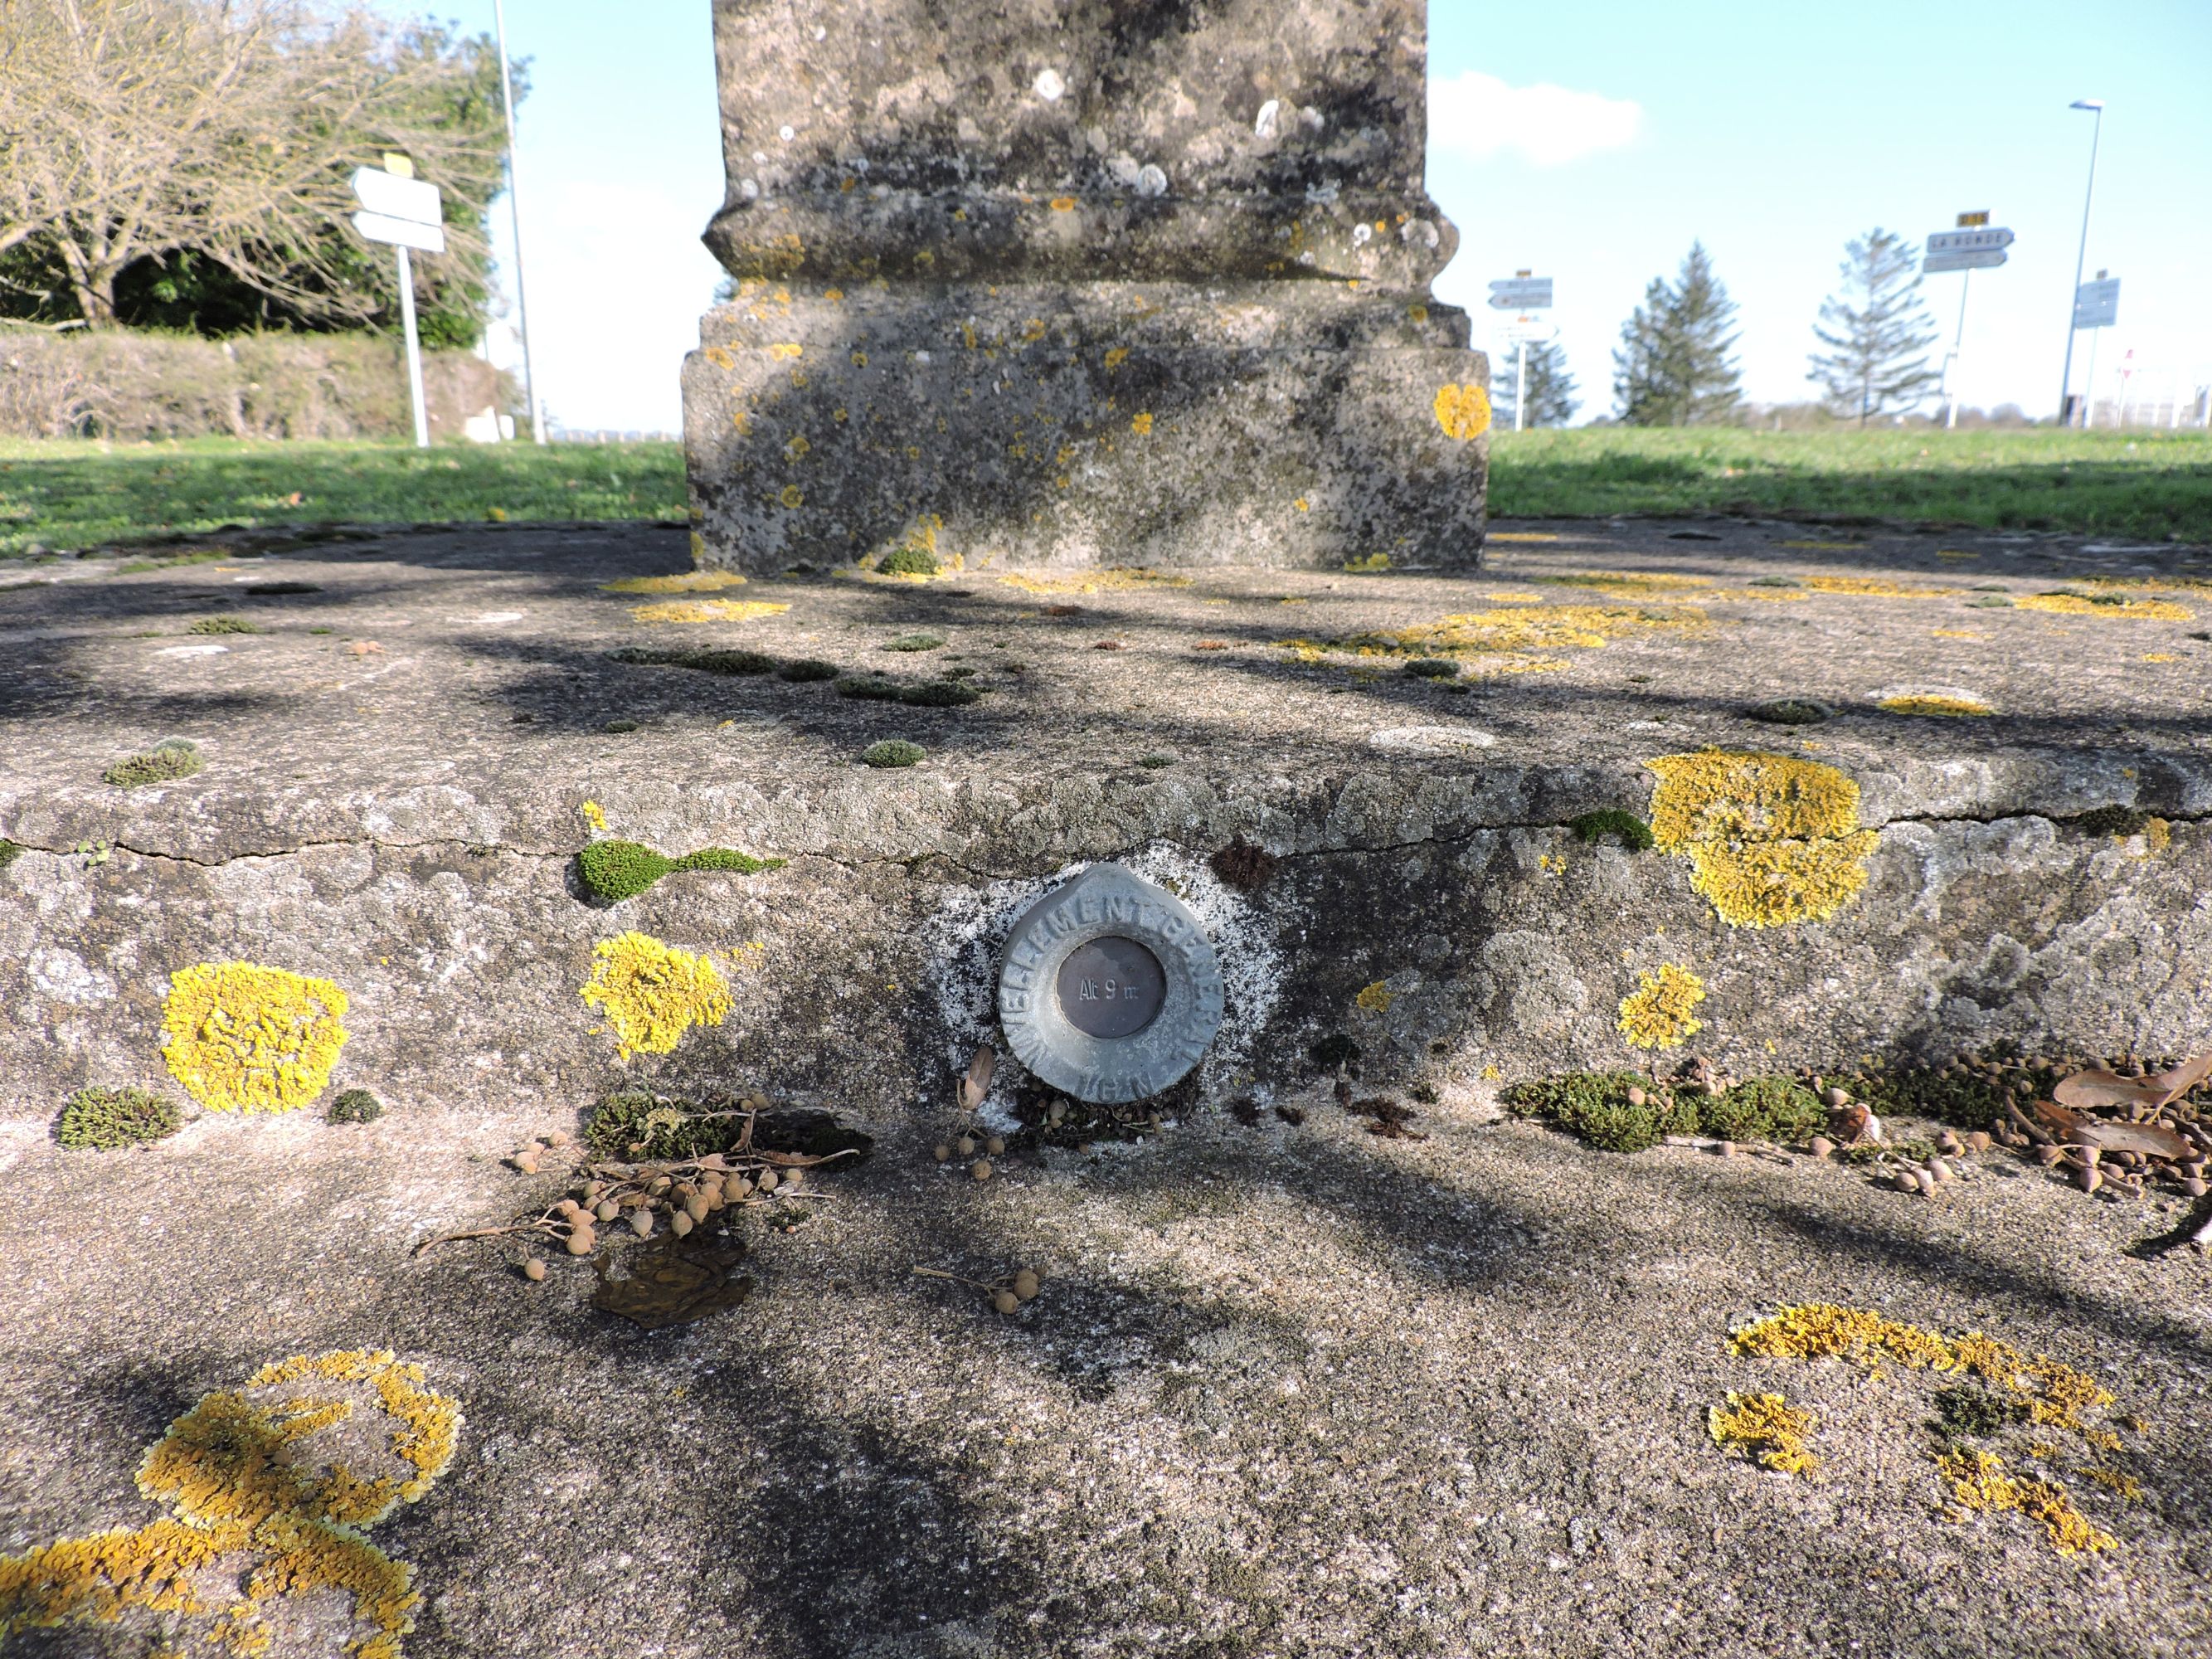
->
2 427 2207 560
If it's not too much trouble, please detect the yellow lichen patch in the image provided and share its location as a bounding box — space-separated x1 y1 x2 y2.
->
1130 412 1154 435
1880 693 1992 717
1480 590 1545 605
1049 195 1077 212
581 799 609 836
2017 592 2193 621
778 484 805 508
1354 980 1394 1014
1343 552 1390 573
1704 586 1810 602
1432 382 1491 440
998 568 1191 596
1544 571 1713 596
601 570 748 595
242 1351 460 1509
1930 629 1982 640
1618 962 1706 1050
161 962 350 1113
1803 575 1955 597
1485 532 1558 543
2142 652 2177 663
1645 752 1876 927
1937 1449 2114 1555
1103 347 1129 371
1709 1391 1819 1477
580 932 732 1059
702 344 735 370
628 599 790 625
1339 602 1705 661
766 343 803 361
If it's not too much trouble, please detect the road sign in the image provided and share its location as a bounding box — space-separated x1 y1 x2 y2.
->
1927 227 2013 256
1488 277 1553 310
1924 249 2007 274
2073 276 2120 329
350 166 440 228
349 209 446 255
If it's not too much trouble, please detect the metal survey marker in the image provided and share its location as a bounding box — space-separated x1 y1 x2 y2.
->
998 865 1225 1104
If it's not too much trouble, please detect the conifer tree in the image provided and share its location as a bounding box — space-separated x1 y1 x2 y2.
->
1494 337 1580 427
1806 228 1941 424
1612 242 1741 426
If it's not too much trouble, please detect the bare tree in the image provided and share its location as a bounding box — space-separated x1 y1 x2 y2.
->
1806 229 1940 425
0 0 503 328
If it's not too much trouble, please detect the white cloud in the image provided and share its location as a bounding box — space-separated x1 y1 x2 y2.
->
1427 71 1642 168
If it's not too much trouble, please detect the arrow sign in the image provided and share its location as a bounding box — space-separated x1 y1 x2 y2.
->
351 166 441 226
1924 249 2006 274
350 209 446 254
2073 276 2120 330
1488 277 1553 310
1927 226 2013 256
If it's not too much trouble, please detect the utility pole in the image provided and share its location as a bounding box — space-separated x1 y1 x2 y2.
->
2057 100 2103 426
493 0 545 444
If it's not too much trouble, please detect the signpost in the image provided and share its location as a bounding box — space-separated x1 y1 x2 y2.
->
2072 270 2120 427
349 158 444 449
1924 215 2013 430
1489 272 1553 431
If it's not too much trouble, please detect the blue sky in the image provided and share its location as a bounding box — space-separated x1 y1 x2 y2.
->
411 2 2211 432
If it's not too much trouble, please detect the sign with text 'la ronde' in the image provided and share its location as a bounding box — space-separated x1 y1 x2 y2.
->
1923 224 2012 275
350 166 445 254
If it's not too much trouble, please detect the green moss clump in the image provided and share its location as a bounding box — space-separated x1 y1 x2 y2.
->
1748 698 1833 725
835 674 902 703
1699 1077 1823 1142
1748 575 1801 588
578 839 784 902
187 614 260 635
863 740 926 768
609 645 775 675
838 675 980 708
2073 805 2150 839
1136 752 1176 769
775 658 839 682
0 840 22 871
1503 1071 1694 1152
1844 1058 2025 1130
1405 658 1459 679
2039 589 2127 607
602 718 640 733
1568 809 1655 852
882 632 945 652
57 1085 182 1150
877 547 941 577
585 1090 737 1161
1966 595 2013 609
105 741 202 788
327 1087 384 1124
1932 1383 2028 1438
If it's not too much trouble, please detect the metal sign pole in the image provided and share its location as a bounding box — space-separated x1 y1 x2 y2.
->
1515 337 1527 432
396 246 430 449
1945 270 1971 431
2082 328 2101 430
492 0 545 445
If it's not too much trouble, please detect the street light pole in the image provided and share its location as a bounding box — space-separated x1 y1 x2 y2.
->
2057 99 2103 427
493 0 545 444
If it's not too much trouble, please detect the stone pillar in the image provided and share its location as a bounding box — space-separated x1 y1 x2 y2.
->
681 1 1489 573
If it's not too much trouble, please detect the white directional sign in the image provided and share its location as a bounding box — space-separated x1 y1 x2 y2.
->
1927 226 2014 256
1488 277 1553 310
351 166 441 226
1924 249 2007 273
2073 276 2120 330
349 209 446 254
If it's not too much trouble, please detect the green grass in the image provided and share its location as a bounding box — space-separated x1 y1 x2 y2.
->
1488 427 2212 540
0 435 687 558
2 428 2207 560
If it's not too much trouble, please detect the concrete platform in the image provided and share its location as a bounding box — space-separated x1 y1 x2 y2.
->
3 517 2210 1657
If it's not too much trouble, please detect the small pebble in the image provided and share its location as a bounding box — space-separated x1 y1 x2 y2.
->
970 1158 994 1181
993 1290 1019 1315
1715 1140 1736 1159
1013 1269 1041 1301
523 1258 547 1281
985 1136 1006 1155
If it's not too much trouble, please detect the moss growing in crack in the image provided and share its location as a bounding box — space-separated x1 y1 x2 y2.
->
1747 698 1833 725
104 740 202 788
863 740 926 768
1506 1072 1820 1152
1569 809 1655 852
1404 657 1459 679
877 547 941 577
187 614 260 635
1699 1077 1823 1143
882 632 945 652
576 838 785 903
837 674 981 708
326 1088 384 1125
0 839 22 872
57 1085 183 1150
609 644 775 676
1841 1054 2039 1131
2073 805 2151 839
775 658 839 682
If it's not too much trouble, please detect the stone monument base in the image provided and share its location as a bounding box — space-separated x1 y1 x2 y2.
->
680 281 1488 573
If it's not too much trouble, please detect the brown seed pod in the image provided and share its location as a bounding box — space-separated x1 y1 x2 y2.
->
523 1257 547 1281
728 1175 754 1199
685 1194 710 1224
1715 1140 1737 1159
649 1175 672 1194
630 1210 654 1238
993 1290 1019 1315
985 1136 1006 1155
515 1153 540 1175
585 1180 605 1199
595 1200 619 1223
566 1228 595 1257
1965 1131 1992 1153
2184 1178 2207 1198
2078 1165 2102 1194
1928 1159 1953 1183
756 1169 780 1193
934 1143 951 1162
970 1159 994 1182
1809 1136 1835 1160
1047 1102 1067 1126
671 1211 694 1238
1913 1169 1936 1195
1012 1269 1041 1301
2036 1144 2064 1166
1893 1172 1918 1193
547 1130 571 1147
956 1136 977 1156
1821 1087 1850 1109
1626 1086 1647 1108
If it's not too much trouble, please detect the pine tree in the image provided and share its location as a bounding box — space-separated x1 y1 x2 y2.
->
1613 241 1742 426
1806 228 1941 424
1494 337 1580 427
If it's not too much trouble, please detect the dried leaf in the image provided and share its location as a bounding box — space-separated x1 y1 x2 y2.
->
959 1044 996 1112
2066 1119 2193 1159
2027 1097 2083 1138
591 1235 754 1331
2054 1050 2212 1113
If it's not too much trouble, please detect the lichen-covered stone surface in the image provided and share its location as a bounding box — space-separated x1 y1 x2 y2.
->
683 0 1487 571
4 517 2212 1656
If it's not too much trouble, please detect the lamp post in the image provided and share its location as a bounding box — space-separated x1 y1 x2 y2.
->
493 0 545 444
2056 99 2103 427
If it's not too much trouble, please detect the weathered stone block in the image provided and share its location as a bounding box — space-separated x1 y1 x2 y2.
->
683 0 1487 572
